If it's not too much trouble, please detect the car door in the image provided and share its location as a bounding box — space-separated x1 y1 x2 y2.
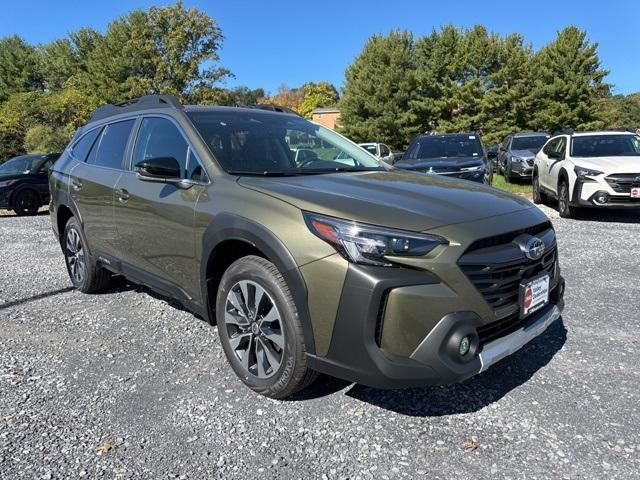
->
538 137 560 189
113 116 208 300
33 156 56 203
69 120 134 257
498 136 510 171
379 144 392 162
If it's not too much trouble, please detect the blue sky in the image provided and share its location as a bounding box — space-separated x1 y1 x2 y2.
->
1 0 638 95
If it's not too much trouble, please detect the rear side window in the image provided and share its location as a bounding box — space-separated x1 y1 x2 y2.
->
72 128 101 162
87 120 135 170
132 117 189 177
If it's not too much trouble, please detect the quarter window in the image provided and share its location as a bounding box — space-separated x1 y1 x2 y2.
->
72 128 102 162
133 118 189 177
87 120 135 169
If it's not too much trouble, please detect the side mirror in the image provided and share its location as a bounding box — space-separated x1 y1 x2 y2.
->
135 157 181 182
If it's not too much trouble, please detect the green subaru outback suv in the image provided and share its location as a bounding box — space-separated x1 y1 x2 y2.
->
50 95 565 398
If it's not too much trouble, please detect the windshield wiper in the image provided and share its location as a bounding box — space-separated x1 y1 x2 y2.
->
228 167 385 177
227 170 303 177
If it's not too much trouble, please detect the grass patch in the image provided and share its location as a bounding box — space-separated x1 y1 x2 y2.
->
491 173 532 198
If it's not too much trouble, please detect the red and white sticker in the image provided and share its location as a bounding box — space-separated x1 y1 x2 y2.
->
631 187 640 199
522 275 550 317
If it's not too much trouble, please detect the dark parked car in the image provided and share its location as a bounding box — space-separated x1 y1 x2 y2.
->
0 153 60 215
394 133 492 184
498 132 549 182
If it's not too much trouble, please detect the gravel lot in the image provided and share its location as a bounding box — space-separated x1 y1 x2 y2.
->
1 208 639 479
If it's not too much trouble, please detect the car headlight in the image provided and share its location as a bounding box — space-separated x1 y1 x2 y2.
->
511 156 526 164
303 212 448 266
574 166 603 178
0 179 18 188
460 165 484 172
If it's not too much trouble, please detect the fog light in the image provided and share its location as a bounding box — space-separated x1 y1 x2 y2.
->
594 192 609 205
459 336 471 356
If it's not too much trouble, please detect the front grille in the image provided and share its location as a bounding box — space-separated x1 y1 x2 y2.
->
477 313 522 345
607 195 640 204
458 225 557 318
605 173 640 193
466 221 551 252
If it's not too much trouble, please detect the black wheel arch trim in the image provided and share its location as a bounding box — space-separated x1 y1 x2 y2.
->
200 213 316 355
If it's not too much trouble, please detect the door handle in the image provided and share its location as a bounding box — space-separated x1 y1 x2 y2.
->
116 188 130 203
71 180 82 191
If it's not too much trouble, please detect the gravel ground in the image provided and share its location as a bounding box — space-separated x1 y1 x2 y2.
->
1 208 639 479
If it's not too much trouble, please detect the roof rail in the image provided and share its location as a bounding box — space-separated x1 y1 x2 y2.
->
89 95 184 123
248 104 300 116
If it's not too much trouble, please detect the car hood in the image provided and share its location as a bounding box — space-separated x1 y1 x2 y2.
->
238 169 535 232
394 156 484 172
573 156 640 173
511 149 537 158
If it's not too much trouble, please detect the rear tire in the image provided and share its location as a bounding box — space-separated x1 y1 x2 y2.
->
62 217 111 293
558 181 575 218
13 189 40 216
216 255 317 398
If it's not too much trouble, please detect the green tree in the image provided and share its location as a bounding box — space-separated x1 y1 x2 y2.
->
602 93 640 129
524 26 610 132
340 31 418 148
299 81 339 118
0 35 42 101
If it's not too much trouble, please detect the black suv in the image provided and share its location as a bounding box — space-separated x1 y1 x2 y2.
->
394 133 492 184
0 153 60 215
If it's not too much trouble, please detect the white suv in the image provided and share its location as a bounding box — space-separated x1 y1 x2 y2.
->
532 131 640 217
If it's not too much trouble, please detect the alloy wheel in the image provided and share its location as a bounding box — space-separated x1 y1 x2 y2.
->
17 191 38 215
224 280 285 379
65 228 85 284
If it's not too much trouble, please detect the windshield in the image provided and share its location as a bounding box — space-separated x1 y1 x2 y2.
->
0 155 43 175
360 144 378 155
404 135 483 163
511 136 549 152
571 135 640 157
187 111 384 175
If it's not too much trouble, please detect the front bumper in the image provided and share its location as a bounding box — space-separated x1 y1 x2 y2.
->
306 262 565 389
510 161 534 178
572 177 640 208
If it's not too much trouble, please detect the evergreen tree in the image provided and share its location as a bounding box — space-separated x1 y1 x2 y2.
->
525 26 609 132
0 36 42 101
340 31 419 149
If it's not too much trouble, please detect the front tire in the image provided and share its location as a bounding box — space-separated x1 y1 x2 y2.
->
558 181 575 218
13 189 40 216
216 255 317 398
62 217 111 293
532 172 544 204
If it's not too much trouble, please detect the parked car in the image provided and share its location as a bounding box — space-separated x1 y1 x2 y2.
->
50 95 564 398
498 132 550 182
0 153 60 215
358 142 394 162
394 132 493 184
533 130 640 217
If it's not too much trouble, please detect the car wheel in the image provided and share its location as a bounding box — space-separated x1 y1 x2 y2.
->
13 189 40 216
216 255 318 399
532 173 544 204
558 181 575 218
63 217 111 293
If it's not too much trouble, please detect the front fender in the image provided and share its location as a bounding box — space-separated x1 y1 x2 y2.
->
200 213 316 355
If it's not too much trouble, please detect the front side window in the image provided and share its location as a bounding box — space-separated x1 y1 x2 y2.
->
87 120 135 169
543 138 559 156
571 135 640 158
133 117 189 176
187 111 383 174
0 155 42 174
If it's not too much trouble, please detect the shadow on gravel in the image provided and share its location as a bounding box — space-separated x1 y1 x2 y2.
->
540 201 640 224
289 319 567 415
0 286 75 310
344 319 567 417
